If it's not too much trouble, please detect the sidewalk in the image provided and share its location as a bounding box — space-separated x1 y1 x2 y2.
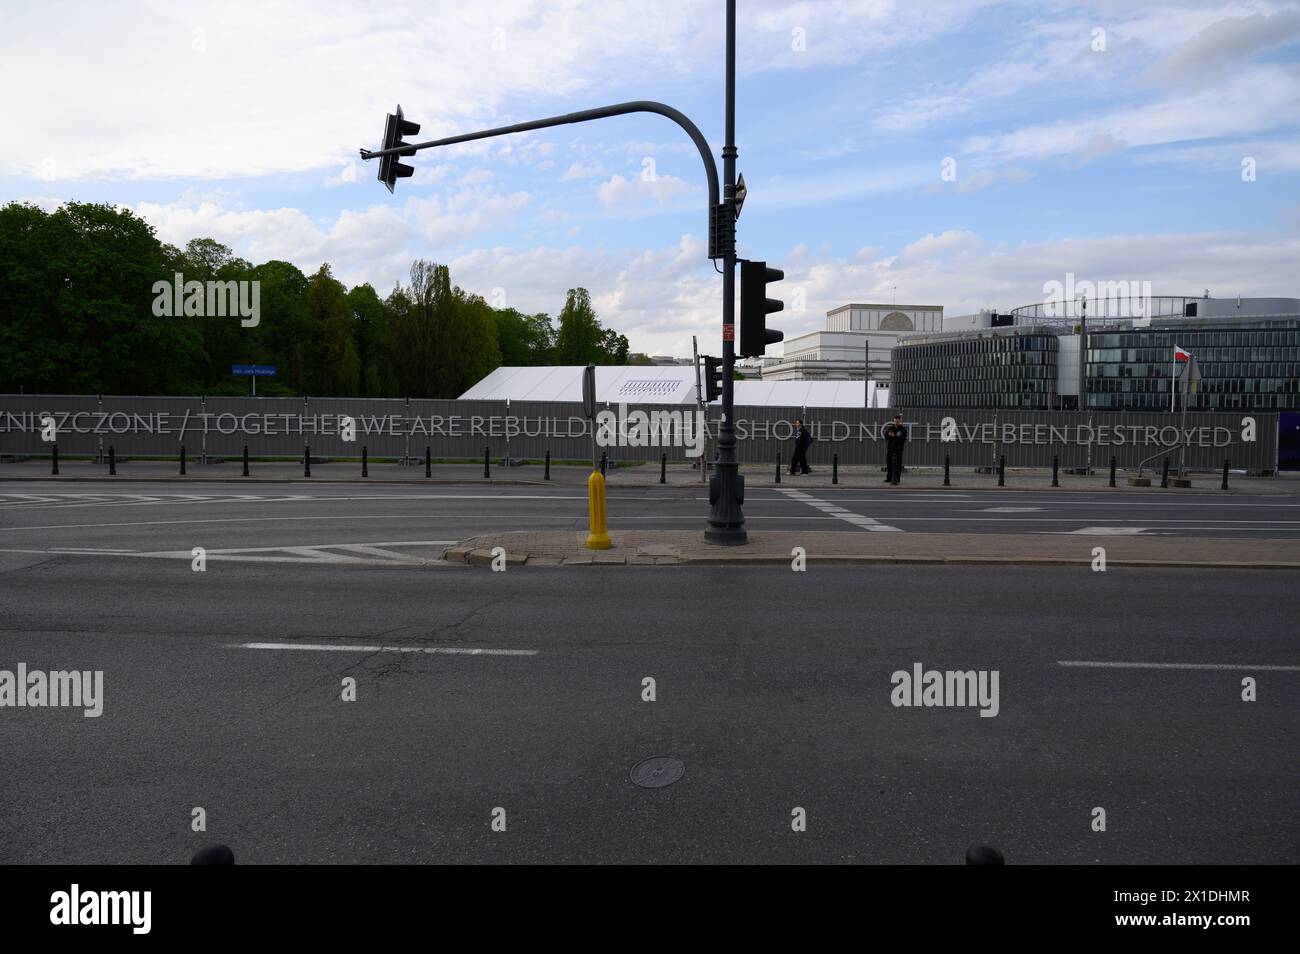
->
0 458 1293 495
442 529 1300 570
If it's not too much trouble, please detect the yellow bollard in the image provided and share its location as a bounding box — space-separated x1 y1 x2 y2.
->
586 470 612 549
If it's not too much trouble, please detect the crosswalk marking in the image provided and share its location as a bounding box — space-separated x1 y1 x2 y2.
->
0 540 457 566
779 488 903 532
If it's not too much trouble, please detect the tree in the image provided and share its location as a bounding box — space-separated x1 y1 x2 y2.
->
0 202 641 396
554 288 604 364
348 283 394 396
306 264 359 395
493 308 555 366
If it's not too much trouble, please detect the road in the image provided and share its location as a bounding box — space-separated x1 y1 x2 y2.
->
1 480 1296 864
1 483 1299 568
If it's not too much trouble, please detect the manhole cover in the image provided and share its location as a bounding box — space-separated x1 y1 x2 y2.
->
629 756 685 789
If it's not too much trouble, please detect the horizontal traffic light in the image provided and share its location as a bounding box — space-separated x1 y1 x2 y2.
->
740 260 784 358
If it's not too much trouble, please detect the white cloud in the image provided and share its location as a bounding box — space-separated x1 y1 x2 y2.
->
596 172 692 208
1146 9 1300 86
560 161 606 181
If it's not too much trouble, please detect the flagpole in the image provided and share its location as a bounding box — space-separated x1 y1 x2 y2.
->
1169 350 1176 413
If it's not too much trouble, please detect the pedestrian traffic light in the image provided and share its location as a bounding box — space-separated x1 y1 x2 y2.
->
702 355 724 403
377 105 420 193
740 260 784 358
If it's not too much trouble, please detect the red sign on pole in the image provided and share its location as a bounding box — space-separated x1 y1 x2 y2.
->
722 323 734 341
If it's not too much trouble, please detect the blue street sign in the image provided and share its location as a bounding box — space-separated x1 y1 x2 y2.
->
232 365 277 376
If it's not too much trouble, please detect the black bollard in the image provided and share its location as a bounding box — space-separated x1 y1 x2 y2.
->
544 449 551 481
660 453 666 484
997 454 1005 487
361 445 368 478
179 444 187 475
600 451 607 476
484 446 490 479
775 453 781 484
304 444 311 477
1221 457 1229 491
1109 456 1116 488
242 444 250 477
943 453 950 487
832 453 839 485
1160 456 1169 489
51 443 59 475
1051 454 1058 487
425 445 432 478
109 445 116 476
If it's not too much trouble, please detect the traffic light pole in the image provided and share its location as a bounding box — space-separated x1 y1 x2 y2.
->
361 0 748 545
705 0 746 545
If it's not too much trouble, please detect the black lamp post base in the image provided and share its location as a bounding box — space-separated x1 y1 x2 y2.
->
705 465 747 545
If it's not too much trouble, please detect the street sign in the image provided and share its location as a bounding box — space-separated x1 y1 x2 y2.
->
734 173 747 219
582 364 596 418
231 365 277 377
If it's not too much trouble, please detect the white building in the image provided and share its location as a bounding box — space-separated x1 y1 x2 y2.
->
761 302 943 382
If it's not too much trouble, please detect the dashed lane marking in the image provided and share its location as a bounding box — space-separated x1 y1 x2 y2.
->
1059 660 1300 672
229 641 538 656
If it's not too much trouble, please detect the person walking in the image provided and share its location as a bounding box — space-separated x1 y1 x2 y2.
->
790 418 813 475
883 414 908 484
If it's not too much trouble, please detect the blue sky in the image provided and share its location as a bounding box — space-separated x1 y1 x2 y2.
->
4 0 1299 356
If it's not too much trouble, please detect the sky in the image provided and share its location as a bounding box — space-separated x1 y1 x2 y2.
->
4 0 1300 358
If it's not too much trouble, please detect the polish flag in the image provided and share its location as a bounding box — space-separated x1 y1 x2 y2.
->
1174 345 1192 362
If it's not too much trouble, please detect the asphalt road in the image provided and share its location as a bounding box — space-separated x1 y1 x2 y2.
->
1 481 1296 864
1 482 1299 570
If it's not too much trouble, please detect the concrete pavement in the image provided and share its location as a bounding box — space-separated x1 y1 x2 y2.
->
443 528 1300 569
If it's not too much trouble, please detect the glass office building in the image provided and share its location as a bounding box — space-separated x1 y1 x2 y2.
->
1086 318 1300 412
891 328 1062 409
893 298 1300 413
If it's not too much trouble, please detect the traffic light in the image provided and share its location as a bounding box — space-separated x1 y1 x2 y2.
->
739 260 784 358
377 105 421 193
702 355 724 403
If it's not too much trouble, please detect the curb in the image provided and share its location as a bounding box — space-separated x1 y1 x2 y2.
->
439 547 1300 571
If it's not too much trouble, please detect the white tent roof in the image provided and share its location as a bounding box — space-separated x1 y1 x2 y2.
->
460 366 890 409
459 365 698 403
733 379 890 409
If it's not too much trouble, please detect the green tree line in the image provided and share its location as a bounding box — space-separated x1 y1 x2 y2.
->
0 201 633 397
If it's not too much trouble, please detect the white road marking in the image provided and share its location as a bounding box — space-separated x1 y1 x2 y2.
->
0 541 456 566
779 488 903 532
230 641 537 656
1059 660 1300 672
48 547 136 553
1069 526 1151 535
968 506 1045 512
0 514 572 532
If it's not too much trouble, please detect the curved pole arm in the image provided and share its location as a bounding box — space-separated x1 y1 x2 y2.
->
361 100 719 208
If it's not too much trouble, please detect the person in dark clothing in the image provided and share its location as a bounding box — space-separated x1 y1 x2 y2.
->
790 418 813 475
883 414 907 484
